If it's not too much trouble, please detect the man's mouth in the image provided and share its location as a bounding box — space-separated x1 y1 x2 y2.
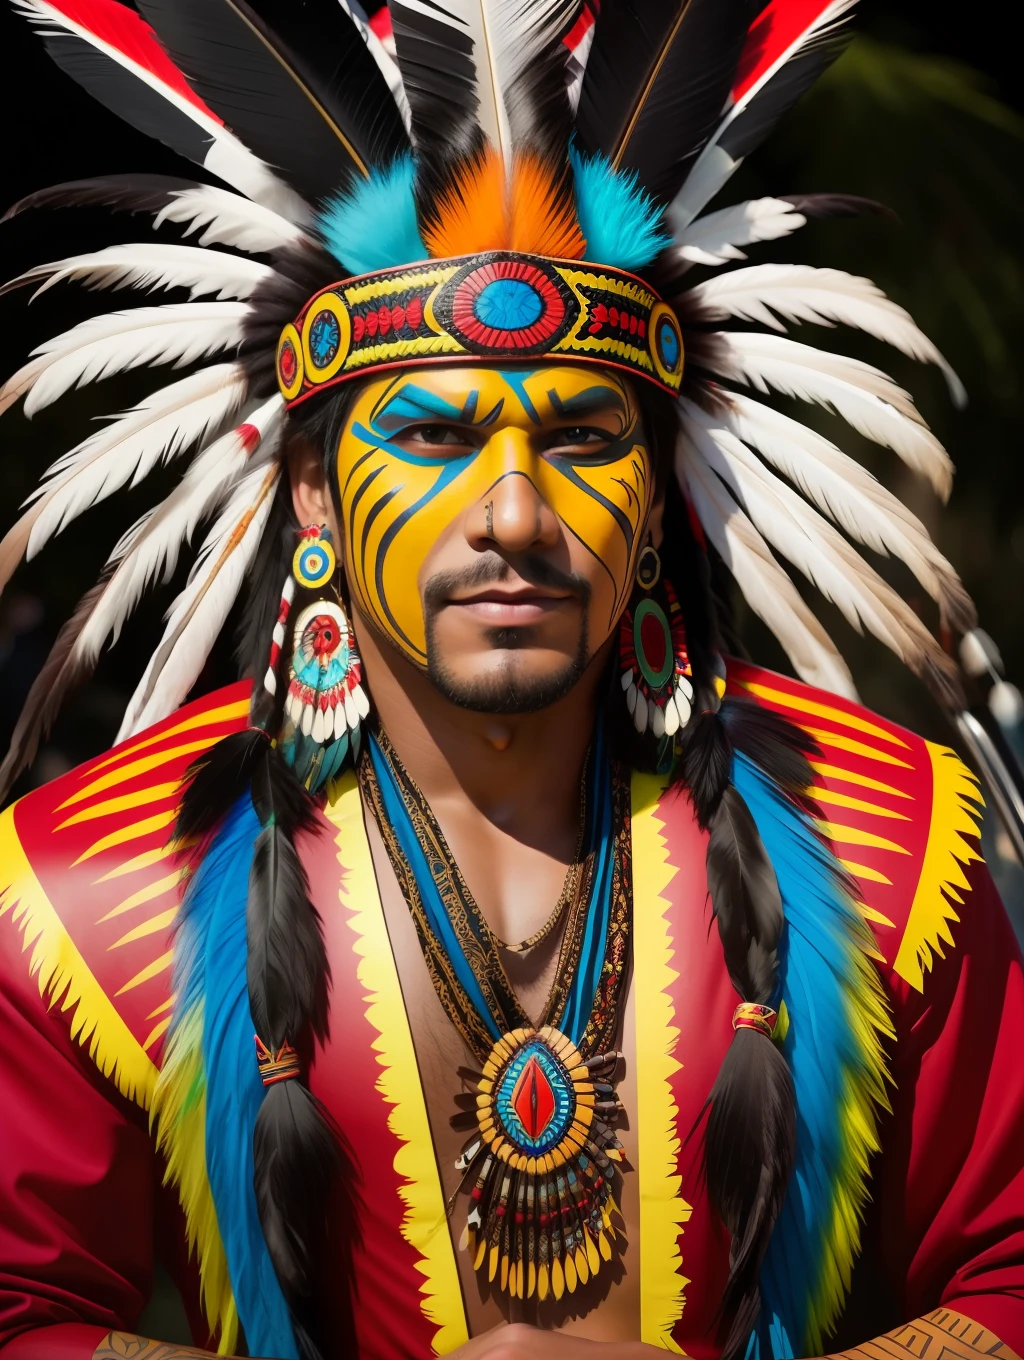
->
446 584 576 624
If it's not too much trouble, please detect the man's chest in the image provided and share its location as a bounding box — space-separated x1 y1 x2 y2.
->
304 775 735 1359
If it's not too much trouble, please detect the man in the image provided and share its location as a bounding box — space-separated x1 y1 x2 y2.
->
1 2 1022 1360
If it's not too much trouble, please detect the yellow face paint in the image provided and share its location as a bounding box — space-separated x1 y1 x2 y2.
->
334 364 655 672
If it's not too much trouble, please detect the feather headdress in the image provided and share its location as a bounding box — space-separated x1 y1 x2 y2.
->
0 1 980 1354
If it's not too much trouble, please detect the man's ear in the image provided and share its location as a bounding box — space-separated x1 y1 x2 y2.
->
647 485 667 552
288 435 337 534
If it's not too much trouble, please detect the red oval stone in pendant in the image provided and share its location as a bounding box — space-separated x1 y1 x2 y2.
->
511 1053 557 1141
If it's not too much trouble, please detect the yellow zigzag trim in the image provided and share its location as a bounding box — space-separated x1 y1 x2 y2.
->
152 1007 239 1355
0 802 157 1108
631 773 690 1352
325 775 468 1356
893 743 984 992
806 904 894 1354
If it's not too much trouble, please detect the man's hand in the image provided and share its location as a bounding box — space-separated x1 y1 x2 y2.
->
449 1322 656 1360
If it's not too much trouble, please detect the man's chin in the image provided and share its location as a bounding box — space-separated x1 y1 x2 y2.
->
425 651 586 715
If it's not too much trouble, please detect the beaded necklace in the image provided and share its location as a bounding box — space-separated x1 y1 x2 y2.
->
359 724 632 1304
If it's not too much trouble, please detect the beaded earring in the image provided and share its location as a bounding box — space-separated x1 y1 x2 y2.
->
618 543 693 741
263 524 369 793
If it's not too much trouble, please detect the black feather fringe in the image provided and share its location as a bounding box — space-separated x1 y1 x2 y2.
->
2 174 199 225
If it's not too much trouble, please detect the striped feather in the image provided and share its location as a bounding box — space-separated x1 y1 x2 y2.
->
3 243 272 303
675 430 856 698
119 462 280 738
685 264 965 406
691 331 954 499
14 0 306 219
0 302 249 420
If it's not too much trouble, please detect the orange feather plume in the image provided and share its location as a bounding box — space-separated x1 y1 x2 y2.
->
422 148 584 261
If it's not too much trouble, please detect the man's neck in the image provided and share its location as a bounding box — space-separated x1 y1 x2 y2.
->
354 615 609 858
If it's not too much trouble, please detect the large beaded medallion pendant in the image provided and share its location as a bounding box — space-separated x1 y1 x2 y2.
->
454 1024 623 1303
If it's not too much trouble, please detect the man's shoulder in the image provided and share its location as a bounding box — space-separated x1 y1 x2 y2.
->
702 658 984 995
0 682 251 1110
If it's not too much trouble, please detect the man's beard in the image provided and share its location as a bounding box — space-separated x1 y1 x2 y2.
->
422 554 591 715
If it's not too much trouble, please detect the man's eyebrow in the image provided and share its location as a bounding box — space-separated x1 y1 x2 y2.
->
371 382 502 432
547 386 627 419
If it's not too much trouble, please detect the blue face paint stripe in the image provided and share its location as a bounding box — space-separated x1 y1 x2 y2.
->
495 368 542 425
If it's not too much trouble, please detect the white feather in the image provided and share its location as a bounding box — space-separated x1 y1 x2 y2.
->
0 302 249 419
75 397 283 665
671 198 807 268
709 390 973 625
667 0 857 230
697 330 954 498
688 264 965 405
152 185 309 254
23 366 248 558
676 431 857 697
337 0 412 131
118 461 281 738
680 401 951 671
10 244 272 303
14 0 308 222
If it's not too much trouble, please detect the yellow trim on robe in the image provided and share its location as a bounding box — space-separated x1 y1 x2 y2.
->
893 743 984 991
631 772 689 1352
324 774 469 1356
0 801 157 1109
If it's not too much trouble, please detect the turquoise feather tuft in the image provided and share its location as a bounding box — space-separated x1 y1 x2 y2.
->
570 147 670 271
731 752 892 1360
318 154 426 274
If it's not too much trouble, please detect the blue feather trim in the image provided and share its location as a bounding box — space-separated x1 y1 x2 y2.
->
318 154 426 275
732 753 890 1360
570 146 670 271
184 798 299 1360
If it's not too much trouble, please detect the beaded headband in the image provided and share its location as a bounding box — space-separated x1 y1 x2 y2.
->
275 250 685 408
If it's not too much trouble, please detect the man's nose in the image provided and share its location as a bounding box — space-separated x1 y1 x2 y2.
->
468 430 559 553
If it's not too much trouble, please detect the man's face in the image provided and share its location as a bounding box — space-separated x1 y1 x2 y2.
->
333 363 656 713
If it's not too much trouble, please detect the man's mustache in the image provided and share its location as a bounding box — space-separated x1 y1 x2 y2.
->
423 553 591 611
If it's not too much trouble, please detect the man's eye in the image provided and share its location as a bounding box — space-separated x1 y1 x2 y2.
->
546 426 610 450
401 424 472 447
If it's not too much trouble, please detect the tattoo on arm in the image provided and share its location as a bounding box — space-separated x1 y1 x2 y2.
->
829 1308 1022 1360
92 1333 227 1360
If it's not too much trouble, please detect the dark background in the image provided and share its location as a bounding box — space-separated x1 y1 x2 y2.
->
1 0 1022 797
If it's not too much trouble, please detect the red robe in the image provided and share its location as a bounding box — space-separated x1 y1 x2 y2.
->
1 662 1022 1359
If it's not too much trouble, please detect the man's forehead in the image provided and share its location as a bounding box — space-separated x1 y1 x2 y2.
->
355 363 633 430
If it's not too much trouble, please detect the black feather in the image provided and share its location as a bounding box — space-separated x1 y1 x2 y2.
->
706 783 783 1001
575 0 751 205
704 1030 795 1360
388 0 486 215
175 727 270 844
247 744 328 1045
25 22 220 174
780 191 897 222
136 0 409 203
681 710 733 829
2 174 198 224
720 698 817 795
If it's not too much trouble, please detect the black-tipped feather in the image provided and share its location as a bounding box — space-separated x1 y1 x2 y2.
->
136 0 408 202
575 0 751 205
2 174 199 224
717 7 854 164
